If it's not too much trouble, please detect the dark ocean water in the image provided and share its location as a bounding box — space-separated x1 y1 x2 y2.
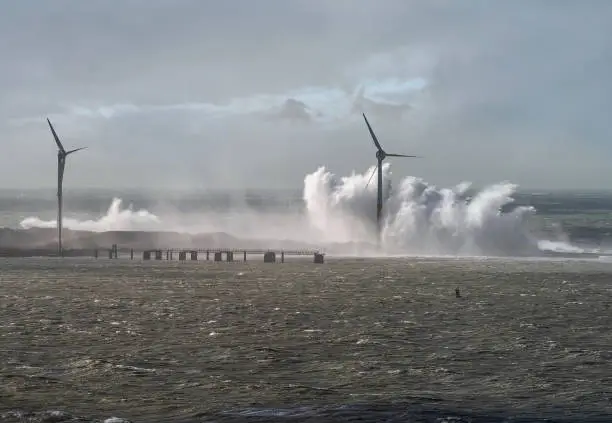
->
1 257 611 422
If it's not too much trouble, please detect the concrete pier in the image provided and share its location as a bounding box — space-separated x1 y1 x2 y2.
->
263 251 276 263
42 246 324 264
108 244 118 259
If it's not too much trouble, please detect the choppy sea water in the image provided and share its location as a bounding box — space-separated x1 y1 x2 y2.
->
1 257 611 422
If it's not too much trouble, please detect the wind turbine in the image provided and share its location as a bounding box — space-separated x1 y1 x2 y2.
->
46 118 86 257
362 113 419 245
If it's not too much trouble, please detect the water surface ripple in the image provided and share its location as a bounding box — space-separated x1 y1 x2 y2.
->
0 257 610 422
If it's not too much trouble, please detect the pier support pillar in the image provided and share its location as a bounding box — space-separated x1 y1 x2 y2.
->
263 251 276 263
94 249 98 259
155 250 163 260
130 249 134 260
314 253 324 264
214 252 222 262
179 251 187 261
190 251 198 261
281 251 285 263
226 251 234 262
206 251 210 261
143 251 151 260
243 251 247 262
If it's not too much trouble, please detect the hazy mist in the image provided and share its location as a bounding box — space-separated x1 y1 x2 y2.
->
2 0 611 190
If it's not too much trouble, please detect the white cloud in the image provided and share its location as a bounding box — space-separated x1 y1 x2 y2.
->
1 1 611 190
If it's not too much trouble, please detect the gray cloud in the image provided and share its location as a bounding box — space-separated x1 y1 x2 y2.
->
1 0 611 190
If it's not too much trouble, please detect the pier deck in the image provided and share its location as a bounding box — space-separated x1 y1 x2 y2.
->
0 246 325 263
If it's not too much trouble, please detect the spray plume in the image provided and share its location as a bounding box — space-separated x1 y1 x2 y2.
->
17 164 584 257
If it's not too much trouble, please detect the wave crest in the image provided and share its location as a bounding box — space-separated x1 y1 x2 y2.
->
16 165 588 257
20 198 160 232
304 165 540 256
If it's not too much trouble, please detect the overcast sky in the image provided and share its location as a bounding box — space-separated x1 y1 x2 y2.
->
1 0 611 190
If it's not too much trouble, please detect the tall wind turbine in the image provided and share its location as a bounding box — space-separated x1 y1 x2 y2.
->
362 113 419 245
46 118 86 257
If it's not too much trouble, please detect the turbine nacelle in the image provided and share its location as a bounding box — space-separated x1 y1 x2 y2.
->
363 113 418 159
362 112 420 190
47 118 87 158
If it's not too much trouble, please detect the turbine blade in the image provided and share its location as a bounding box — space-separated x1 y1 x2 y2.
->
362 113 384 152
65 147 87 155
365 165 377 190
47 118 65 153
386 153 420 158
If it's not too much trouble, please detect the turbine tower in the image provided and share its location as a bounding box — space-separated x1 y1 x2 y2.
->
46 118 86 257
362 113 419 245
